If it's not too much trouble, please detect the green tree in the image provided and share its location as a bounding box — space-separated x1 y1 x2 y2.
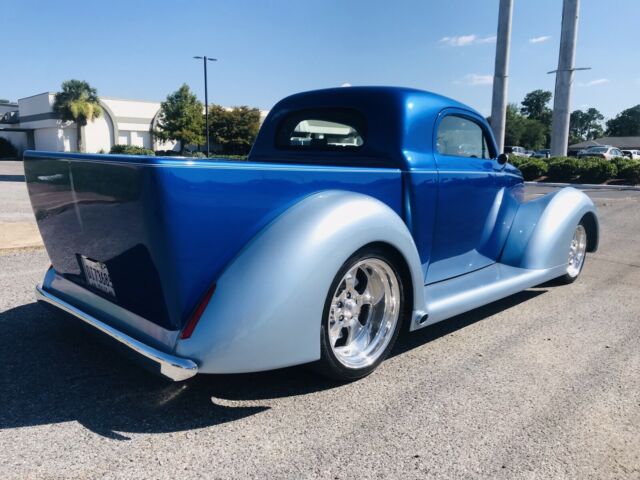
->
504 104 526 147
520 89 553 123
208 105 261 155
0 99 11 104
570 108 604 144
520 118 547 150
520 89 553 147
606 105 640 136
154 84 205 153
53 80 103 152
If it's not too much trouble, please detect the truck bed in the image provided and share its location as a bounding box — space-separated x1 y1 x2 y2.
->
24 152 403 333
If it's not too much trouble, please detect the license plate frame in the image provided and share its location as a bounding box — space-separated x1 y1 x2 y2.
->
80 256 116 298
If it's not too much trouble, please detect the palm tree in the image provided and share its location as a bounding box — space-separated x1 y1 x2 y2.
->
53 80 102 152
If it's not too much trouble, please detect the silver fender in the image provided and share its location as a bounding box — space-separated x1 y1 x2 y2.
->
500 187 599 270
175 190 425 374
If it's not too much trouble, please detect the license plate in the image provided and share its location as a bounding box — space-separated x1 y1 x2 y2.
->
81 256 116 297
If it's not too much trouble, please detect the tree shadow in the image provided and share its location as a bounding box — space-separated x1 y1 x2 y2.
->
0 289 546 439
0 174 25 182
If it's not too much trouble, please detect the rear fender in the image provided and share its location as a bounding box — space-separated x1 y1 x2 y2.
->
500 187 599 270
175 190 425 374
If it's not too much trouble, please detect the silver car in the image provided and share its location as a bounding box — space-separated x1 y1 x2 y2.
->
577 146 625 160
622 150 640 160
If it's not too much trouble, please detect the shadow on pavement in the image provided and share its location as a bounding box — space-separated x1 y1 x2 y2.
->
0 289 546 439
0 174 25 182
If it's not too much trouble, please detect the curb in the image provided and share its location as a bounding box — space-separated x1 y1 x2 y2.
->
0 222 44 251
525 182 640 191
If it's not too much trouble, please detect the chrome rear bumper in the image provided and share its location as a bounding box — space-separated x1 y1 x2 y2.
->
35 284 198 381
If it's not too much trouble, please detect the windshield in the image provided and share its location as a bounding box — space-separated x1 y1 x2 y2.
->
587 147 608 153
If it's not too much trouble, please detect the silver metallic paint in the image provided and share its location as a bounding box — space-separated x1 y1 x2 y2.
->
174 191 426 374
501 187 598 270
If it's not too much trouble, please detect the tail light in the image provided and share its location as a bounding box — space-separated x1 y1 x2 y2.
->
180 284 216 339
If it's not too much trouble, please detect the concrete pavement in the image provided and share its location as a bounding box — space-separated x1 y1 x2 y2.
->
0 186 638 479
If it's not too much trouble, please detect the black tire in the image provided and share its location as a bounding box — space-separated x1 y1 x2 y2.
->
554 221 588 285
315 246 406 382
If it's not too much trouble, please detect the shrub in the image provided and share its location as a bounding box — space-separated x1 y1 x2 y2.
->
0 137 18 158
611 156 631 173
618 160 640 184
546 157 580 182
517 159 548 180
507 155 526 168
154 149 181 156
208 154 248 161
109 144 155 156
578 157 618 183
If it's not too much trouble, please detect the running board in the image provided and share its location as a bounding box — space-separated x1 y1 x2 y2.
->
415 263 566 329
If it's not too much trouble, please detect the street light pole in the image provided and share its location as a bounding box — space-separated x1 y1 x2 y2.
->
549 0 581 156
193 55 217 156
490 0 514 154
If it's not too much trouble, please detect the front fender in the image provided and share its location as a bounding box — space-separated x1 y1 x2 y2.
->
500 187 599 270
175 190 424 374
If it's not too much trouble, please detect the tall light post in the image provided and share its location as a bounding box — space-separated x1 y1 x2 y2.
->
549 0 589 156
193 55 217 156
490 0 514 153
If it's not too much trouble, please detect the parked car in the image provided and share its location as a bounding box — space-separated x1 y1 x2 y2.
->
532 149 551 159
577 146 625 160
25 87 599 382
504 145 529 156
621 149 640 160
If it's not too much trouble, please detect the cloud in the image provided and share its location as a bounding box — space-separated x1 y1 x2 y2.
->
439 34 496 47
577 78 610 87
458 74 494 86
529 35 551 44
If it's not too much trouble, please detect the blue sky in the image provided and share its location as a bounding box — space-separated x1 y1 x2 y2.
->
2 0 637 119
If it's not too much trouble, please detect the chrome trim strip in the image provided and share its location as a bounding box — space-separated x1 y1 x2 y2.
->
35 284 198 381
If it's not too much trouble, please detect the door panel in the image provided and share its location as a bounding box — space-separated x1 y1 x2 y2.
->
426 110 503 284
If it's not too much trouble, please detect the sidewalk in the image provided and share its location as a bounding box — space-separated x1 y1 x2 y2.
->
0 161 43 252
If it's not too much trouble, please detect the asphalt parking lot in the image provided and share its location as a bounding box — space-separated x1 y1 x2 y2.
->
0 175 638 479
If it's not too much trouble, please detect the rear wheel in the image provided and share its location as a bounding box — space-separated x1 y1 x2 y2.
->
316 247 404 381
556 222 588 284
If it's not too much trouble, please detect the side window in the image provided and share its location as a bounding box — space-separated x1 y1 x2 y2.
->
436 115 493 159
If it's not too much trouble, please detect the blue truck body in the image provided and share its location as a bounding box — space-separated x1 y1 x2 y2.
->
25 87 599 381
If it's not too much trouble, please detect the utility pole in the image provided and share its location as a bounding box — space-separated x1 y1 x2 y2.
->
490 0 514 153
549 0 581 156
193 55 217 156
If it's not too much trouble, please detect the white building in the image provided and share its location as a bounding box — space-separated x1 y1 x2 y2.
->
0 92 179 155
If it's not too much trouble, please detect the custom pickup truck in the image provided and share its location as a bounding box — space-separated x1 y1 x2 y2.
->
25 87 598 382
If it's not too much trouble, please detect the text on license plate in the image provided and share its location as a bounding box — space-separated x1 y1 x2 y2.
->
81 256 116 297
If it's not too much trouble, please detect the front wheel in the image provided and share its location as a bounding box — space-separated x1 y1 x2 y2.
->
316 247 405 381
556 222 588 284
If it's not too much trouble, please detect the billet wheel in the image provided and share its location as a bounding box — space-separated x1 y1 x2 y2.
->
556 222 588 284
317 247 405 381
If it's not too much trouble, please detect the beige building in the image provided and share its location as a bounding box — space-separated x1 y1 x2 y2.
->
0 93 179 155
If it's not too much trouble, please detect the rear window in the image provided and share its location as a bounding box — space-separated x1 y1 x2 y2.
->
276 109 365 151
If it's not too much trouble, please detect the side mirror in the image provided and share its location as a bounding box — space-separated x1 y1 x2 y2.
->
497 153 509 165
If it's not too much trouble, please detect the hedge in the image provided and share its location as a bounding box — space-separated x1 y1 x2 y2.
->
517 158 548 180
546 157 580 182
618 160 640 184
109 144 155 156
578 158 618 183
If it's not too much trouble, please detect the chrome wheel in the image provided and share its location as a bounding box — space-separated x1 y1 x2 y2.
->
567 224 587 278
327 258 401 369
